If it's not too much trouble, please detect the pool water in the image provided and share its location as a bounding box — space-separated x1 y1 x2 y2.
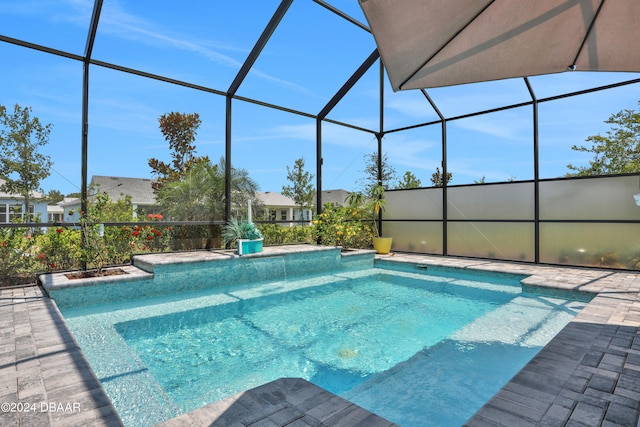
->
61 266 588 427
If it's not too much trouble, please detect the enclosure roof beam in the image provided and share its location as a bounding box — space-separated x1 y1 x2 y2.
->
227 0 293 96
318 49 379 120
84 0 103 61
312 0 371 32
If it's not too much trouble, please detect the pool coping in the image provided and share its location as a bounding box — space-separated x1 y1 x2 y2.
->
3 248 640 426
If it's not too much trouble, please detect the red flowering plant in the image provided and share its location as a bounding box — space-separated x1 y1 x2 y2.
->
36 226 81 272
0 224 38 285
125 213 172 253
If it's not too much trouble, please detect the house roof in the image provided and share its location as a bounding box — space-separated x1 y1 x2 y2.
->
57 181 349 211
257 190 351 208
321 189 351 206
90 176 157 205
257 191 297 207
58 197 81 208
0 178 46 200
47 204 63 214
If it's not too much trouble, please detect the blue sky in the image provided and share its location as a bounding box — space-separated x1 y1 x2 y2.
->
1 0 639 197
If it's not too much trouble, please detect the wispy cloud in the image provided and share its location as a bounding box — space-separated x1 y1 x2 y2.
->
95 1 315 96
450 114 532 142
98 2 243 70
5 0 315 96
386 96 438 121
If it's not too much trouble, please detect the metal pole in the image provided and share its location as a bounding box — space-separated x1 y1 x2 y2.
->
420 89 447 255
316 118 323 217
525 77 540 263
80 0 103 270
225 96 232 226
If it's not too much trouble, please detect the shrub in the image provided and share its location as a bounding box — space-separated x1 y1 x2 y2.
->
0 226 37 285
312 203 373 249
35 227 81 272
260 223 314 245
122 223 173 255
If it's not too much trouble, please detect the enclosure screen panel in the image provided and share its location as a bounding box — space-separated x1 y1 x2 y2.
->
447 183 534 220
540 223 640 269
384 221 443 254
386 188 443 220
447 222 535 262
539 175 640 221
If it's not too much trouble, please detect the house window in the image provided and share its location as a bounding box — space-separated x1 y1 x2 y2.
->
269 209 277 221
0 204 34 223
9 204 23 223
280 210 287 221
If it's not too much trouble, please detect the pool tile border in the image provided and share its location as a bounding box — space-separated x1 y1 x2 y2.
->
3 248 640 426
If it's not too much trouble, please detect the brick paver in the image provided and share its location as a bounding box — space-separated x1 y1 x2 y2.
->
0 286 123 427
2 250 640 426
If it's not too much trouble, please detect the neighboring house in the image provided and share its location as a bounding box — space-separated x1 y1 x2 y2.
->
51 197 79 223
62 176 159 222
256 191 313 225
55 175 350 226
255 189 350 225
320 189 351 207
0 178 48 223
47 203 64 223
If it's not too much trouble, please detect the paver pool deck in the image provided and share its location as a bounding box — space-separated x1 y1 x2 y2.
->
2 246 640 426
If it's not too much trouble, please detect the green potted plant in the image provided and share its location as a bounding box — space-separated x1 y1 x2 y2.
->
369 185 393 254
221 217 263 255
348 185 393 254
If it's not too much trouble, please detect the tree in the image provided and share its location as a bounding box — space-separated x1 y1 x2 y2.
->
430 167 452 187
45 189 64 205
156 157 260 221
155 157 259 249
220 157 261 219
148 112 209 191
567 101 640 176
282 157 315 221
156 161 221 221
0 104 53 221
359 151 397 195
396 171 422 189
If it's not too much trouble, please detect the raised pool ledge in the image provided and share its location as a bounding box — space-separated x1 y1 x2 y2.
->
40 265 153 291
132 244 372 272
41 245 375 309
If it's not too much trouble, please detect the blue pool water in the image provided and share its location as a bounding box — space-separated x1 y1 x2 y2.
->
61 264 589 427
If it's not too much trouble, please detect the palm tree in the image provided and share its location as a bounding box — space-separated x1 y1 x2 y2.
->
155 157 260 222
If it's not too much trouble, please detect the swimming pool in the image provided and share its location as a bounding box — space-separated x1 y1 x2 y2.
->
56 250 590 427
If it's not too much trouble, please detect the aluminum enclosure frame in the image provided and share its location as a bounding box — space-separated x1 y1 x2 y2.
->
0 0 639 268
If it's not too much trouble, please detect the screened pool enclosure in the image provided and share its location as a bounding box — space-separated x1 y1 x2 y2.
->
1 0 639 272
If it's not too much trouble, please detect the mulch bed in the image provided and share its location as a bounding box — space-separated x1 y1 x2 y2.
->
64 268 128 280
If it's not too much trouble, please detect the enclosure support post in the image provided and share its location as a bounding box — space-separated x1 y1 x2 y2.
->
377 59 384 237
224 96 232 229
525 77 540 264
421 89 447 255
316 119 323 217
80 0 103 270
